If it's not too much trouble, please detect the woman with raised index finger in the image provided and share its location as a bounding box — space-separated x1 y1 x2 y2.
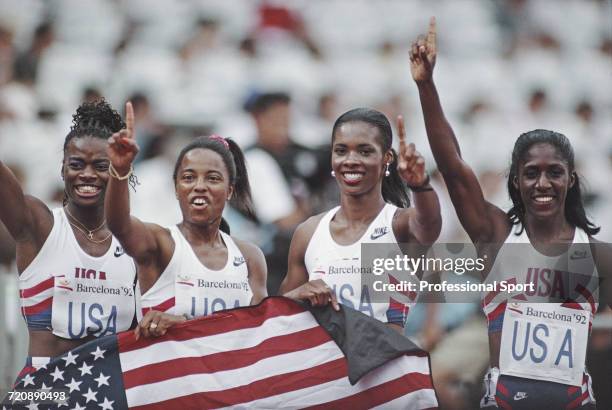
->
410 17 609 409
279 107 442 332
105 102 267 339
1 100 138 380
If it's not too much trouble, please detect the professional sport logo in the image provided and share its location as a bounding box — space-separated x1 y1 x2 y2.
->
233 256 246 267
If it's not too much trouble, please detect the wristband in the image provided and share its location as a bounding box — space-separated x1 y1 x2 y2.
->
407 174 433 192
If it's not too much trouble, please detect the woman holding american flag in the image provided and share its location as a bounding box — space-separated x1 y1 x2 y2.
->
104 102 268 339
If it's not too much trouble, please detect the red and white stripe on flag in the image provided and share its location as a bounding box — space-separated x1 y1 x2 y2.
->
117 298 438 409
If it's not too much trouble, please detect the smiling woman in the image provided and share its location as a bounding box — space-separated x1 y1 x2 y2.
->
0 99 138 383
104 103 267 339
507 130 599 237
279 107 442 332
410 18 606 409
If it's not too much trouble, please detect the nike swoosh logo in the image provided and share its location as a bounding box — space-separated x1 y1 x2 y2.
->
114 247 124 257
569 252 587 260
233 259 246 267
370 231 387 240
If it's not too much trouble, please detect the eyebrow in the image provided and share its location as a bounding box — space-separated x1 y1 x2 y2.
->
180 168 223 175
523 161 565 167
334 143 374 148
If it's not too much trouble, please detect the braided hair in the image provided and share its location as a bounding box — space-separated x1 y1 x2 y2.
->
64 99 124 150
63 99 138 190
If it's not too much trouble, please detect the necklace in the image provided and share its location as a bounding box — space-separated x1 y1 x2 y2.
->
64 207 111 243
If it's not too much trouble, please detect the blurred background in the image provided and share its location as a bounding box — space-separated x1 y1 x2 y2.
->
0 0 610 408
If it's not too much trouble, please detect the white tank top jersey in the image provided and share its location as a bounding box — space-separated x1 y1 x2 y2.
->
483 227 598 390
18 208 137 339
305 203 417 325
140 226 253 319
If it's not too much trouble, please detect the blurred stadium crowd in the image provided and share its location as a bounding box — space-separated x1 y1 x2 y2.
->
0 0 610 408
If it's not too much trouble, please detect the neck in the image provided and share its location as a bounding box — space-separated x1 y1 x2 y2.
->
65 203 105 229
179 220 223 246
524 211 573 243
338 188 386 226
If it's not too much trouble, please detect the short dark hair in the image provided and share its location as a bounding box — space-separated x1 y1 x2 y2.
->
246 92 291 115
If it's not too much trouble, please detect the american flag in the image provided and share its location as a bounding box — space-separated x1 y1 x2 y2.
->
5 297 438 409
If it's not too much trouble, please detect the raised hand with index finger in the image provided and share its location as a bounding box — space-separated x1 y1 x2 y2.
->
107 101 139 178
396 115 428 188
409 16 437 83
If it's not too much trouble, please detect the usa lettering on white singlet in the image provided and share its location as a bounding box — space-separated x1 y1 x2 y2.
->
18 209 137 339
489 228 597 387
305 204 416 324
310 257 376 318
499 303 589 386
174 272 251 318
169 228 253 319
52 267 135 338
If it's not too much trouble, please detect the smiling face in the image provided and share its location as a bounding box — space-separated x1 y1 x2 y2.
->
62 136 109 207
331 121 391 196
515 142 574 221
175 148 233 226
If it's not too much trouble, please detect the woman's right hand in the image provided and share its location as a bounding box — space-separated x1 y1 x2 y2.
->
134 309 187 340
107 101 139 175
409 17 437 83
284 279 340 311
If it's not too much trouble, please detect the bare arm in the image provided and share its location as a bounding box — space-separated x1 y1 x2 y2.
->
105 102 172 284
279 219 315 295
0 162 52 243
235 238 268 305
280 216 339 310
410 18 507 243
0 220 15 266
393 115 441 245
591 239 612 309
0 162 53 271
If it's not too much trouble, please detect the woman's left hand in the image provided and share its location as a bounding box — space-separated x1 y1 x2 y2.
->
396 115 428 187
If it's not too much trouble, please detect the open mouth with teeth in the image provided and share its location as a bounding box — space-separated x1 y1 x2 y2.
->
532 195 554 204
190 197 209 209
341 172 364 185
74 185 101 198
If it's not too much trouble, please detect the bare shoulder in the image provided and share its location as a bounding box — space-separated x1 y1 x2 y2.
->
24 195 53 230
590 237 612 271
142 222 175 264
18 195 54 246
232 237 264 261
24 195 52 215
485 203 513 243
295 212 327 242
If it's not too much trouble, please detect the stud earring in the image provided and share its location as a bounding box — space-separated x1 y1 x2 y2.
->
384 163 390 177
331 170 336 177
